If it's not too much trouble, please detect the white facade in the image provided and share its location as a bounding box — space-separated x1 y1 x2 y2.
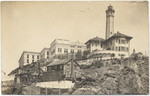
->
19 51 40 66
85 5 132 60
86 37 104 53
40 48 50 59
49 39 86 59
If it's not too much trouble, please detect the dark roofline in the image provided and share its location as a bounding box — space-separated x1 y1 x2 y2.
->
8 67 20 76
47 59 71 67
47 59 81 67
103 32 133 43
8 62 41 76
85 37 105 45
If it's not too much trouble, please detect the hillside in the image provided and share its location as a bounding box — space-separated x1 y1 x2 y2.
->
72 53 149 95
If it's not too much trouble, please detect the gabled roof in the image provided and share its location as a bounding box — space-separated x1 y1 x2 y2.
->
8 61 44 76
103 32 133 43
8 67 21 76
9 58 81 76
113 32 132 38
47 59 70 66
85 36 105 45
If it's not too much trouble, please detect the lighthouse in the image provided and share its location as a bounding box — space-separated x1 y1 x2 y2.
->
105 5 115 39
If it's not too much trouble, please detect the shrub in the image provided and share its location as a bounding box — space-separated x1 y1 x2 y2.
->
91 61 104 68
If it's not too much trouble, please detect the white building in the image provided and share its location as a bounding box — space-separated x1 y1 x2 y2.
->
19 51 40 66
18 5 133 66
86 5 133 60
49 39 86 59
40 48 50 59
18 39 86 66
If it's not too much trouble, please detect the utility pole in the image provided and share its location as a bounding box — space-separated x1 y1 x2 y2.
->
70 53 74 80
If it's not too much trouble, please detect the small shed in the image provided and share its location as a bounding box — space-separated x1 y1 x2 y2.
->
43 58 82 81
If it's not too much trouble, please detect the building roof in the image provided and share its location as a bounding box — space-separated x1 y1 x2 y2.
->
103 32 133 43
47 59 70 66
9 58 81 76
40 48 49 53
47 59 81 67
85 36 105 45
8 59 50 76
8 67 20 76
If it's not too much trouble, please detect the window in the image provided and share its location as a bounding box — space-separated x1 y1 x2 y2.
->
32 55 34 62
55 66 57 70
126 47 129 51
71 49 74 53
95 43 97 47
27 55 29 58
71 46 74 47
60 65 63 70
101 44 103 48
47 51 49 58
32 55 34 59
112 47 114 50
78 50 81 52
58 48 62 52
78 46 81 48
47 51 49 55
115 47 117 51
119 47 120 51
121 40 126 44
64 49 68 53
37 55 39 59
121 47 125 51
119 39 120 44
92 43 94 46
27 59 29 63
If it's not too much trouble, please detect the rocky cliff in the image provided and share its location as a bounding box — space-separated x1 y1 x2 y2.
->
72 53 149 95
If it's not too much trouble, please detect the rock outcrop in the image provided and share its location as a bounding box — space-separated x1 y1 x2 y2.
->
72 53 149 95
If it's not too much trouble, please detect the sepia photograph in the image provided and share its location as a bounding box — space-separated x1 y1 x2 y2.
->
1 1 149 95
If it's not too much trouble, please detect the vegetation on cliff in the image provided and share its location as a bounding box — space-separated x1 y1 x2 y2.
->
72 53 149 95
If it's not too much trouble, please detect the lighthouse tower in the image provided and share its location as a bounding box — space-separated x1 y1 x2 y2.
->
105 5 115 39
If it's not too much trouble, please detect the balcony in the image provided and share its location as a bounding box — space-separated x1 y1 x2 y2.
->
88 50 128 59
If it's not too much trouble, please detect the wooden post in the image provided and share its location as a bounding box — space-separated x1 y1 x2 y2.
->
70 53 74 80
45 87 47 95
59 88 61 95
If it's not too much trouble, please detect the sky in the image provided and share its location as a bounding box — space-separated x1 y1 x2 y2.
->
1 1 149 75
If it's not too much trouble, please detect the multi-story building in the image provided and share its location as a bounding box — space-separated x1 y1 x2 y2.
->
19 51 40 66
49 39 86 59
85 36 105 52
40 48 50 59
18 5 133 67
86 5 132 60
